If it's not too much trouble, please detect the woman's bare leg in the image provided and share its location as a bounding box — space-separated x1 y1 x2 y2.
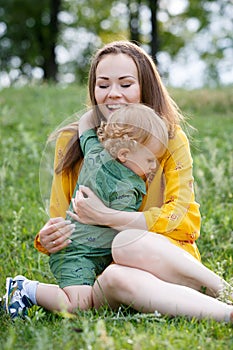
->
93 264 233 322
112 230 232 298
36 284 92 312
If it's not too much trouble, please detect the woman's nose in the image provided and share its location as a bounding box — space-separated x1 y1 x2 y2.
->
108 84 122 98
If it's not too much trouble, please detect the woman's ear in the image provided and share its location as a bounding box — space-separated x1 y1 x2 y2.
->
117 148 130 163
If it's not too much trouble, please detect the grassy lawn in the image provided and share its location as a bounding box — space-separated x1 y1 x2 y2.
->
0 85 232 349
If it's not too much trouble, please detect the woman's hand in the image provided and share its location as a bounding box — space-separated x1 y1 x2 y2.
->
39 217 75 253
67 185 147 231
67 185 109 226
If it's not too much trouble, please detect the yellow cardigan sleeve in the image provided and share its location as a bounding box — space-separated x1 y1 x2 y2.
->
143 126 201 243
34 131 81 254
49 133 81 219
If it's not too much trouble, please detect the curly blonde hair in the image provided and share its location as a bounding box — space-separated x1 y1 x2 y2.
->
97 104 168 159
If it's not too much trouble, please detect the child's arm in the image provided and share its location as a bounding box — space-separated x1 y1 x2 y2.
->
78 110 96 136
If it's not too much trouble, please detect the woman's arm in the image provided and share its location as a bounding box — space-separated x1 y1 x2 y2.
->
68 128 201 241
67 185 148 231
143 127 201 242
35 131 81 254
35 110 102 254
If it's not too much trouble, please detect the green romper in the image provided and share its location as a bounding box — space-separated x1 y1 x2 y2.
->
49 129 146 287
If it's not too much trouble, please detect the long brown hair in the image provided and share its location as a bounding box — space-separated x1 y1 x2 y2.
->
55 40 183 174
89 41 183 135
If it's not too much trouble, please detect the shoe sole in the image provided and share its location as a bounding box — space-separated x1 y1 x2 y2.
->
4 277 13 314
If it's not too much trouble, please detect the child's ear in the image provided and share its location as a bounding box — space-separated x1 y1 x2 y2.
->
117 148 130 163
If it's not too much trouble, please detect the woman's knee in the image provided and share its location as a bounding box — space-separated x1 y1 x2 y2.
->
112 229 148 259
112 229 165 264
113 229 147 247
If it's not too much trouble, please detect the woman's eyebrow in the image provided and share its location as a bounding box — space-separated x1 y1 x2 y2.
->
119 75 137 80
96 75 136 80
96 76 109 80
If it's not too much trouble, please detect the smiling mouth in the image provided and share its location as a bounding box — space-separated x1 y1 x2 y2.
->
106 104 127 111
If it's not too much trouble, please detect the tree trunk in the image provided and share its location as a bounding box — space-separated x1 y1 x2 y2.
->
148 0 159 64
128 0 141 44
43 0 61 81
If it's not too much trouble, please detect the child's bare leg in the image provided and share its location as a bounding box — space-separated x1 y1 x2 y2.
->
112 230 232 299
93 264 233 322
36 283 93 312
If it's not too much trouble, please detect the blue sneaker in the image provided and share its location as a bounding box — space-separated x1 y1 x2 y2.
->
4 275 33 320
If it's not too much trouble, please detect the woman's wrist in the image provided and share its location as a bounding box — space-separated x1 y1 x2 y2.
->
99 208 147 231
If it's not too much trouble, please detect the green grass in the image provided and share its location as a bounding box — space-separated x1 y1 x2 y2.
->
0 85 233 349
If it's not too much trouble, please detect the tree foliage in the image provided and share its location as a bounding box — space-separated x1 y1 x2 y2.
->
0 0 232 87
0 0 61 82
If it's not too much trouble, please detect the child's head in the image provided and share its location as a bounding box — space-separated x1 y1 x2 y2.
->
97 104 168 178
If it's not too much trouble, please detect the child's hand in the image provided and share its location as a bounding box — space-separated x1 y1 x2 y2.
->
78 109 95 136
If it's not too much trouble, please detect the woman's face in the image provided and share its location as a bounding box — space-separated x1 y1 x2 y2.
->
94 53 141 119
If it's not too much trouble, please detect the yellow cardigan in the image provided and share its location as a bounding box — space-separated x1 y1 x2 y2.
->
35 126 201 261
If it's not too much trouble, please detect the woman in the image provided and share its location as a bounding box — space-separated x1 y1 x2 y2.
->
8 41 233 321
